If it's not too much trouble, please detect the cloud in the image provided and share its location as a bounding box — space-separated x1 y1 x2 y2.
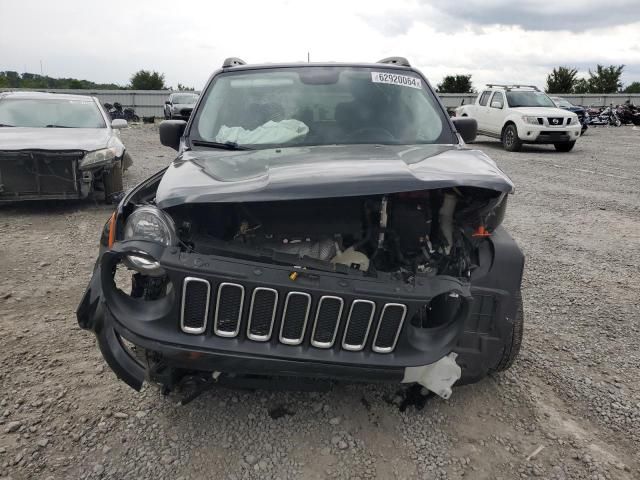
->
0 0 638 91
364 0 640 34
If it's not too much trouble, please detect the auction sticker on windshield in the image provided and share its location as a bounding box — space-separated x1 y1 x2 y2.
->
371 72 422 89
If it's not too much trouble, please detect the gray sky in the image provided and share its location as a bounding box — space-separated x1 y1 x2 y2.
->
1 0 639 90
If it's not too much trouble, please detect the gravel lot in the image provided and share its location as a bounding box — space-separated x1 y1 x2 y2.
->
1 124 639 480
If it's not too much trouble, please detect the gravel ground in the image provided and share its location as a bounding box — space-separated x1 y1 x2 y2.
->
1 124 639 480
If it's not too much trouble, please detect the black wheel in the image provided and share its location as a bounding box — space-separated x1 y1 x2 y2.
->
103 162 124 202
131 114 140 123
554 141 576 152
502 124 522 152
491 292 524 372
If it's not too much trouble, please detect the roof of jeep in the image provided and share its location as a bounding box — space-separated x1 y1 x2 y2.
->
220 62 416 72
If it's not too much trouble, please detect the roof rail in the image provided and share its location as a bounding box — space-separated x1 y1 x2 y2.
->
222 57 247 68
486 84 540 91
377 56 411 67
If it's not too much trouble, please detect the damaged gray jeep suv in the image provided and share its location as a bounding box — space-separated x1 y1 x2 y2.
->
77 57 524 400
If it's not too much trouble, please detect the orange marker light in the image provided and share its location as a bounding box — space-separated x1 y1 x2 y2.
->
107 212 117 248
289 271 298 281
472 226 491 237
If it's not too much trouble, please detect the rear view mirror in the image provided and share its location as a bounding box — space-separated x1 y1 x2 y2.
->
111 119 128 129
165 100 171 105
159 120 187 150
452 117 477 143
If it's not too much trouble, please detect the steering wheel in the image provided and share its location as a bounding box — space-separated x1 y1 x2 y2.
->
347 127 396 142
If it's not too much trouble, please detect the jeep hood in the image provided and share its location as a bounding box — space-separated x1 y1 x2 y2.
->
0 127 112 152
155 144 514 208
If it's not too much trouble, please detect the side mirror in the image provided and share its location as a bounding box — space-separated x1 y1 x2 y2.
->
111 119 128 129
452 117 477 144
159 120 187 150
165 101 171 105
490 101 503 109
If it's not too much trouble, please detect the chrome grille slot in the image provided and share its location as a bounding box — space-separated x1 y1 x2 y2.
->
247 288 278 341
372 303 407 353
214 283 245 337
342 300 375 351
311 296 344 348
180 277 211 334
279 292 311 345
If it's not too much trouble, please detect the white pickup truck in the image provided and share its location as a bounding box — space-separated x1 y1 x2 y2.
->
456 85 581 152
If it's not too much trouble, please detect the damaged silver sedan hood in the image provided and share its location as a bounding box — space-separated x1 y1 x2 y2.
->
155 144 514 208
0 127 113 152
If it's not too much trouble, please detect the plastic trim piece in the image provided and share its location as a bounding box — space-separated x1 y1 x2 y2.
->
180 277 211 335
310 296 344 349
279 291 312 346
213 282 245 338
371 303 407 354
246 287 279 342
342 299 376 351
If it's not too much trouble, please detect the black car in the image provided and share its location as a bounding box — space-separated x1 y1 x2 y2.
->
78 57 524 400
551 96 588 135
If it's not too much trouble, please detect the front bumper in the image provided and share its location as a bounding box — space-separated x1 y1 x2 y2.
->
77 227 524 391
518 124 581 143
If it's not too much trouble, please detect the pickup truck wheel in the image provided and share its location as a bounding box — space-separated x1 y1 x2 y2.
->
502 124 522 152
491 292 524 372
554 141 576 152
103 162 123 202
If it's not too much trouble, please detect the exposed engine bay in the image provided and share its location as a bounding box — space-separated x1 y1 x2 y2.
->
165 187 506 283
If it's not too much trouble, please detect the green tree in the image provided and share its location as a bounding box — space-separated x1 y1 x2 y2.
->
588 64 624 93
0 74 9 88
624 81 640 93
573 78 590 94
177 83 195 91
129 70 166 90
436 74 475 93
545 66 577 93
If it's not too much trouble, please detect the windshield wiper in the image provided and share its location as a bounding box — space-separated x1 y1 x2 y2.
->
45 125 72 128
191 140 251 151
0 123 15 127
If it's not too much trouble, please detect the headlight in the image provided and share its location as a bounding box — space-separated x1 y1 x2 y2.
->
523 116 540 125
123 206 177 275
80 147 117 169
124 206 177 246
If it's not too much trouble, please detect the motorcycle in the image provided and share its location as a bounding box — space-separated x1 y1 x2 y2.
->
103 102 140 123
616 104 640 125
587 105 621 127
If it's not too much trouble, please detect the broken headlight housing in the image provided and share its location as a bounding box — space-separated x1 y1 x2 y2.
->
123 206 177 275
80 147 118 169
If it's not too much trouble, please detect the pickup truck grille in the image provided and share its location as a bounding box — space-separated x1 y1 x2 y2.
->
180 278 406 354
547 117 564 126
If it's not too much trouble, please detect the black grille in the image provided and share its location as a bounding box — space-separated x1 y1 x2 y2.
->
311 296 343 347
280 292 311 344
547 117 564 126
247 288 278 340
214 283 244 336
373 304 406 352
343 300 375 350
181 278 210 333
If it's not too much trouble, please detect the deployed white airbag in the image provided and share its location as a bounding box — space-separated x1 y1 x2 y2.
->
215 119 309 145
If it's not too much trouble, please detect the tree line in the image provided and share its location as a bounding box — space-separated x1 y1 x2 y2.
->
436 66 640 94
0 70 194 91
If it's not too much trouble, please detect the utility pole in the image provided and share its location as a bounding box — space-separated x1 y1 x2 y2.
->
307 52 310 63
40 60 43 76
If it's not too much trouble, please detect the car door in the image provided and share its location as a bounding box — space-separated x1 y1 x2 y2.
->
487 91 505 134
474 90 492 133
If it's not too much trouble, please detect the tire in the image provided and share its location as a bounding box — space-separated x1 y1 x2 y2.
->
131 115 140 123
491 292 524 372
554 141 576 152
502 124 522 152
103 162 123 203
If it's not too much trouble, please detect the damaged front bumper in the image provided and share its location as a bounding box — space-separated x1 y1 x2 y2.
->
0 149 121 203
77 227 523 397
